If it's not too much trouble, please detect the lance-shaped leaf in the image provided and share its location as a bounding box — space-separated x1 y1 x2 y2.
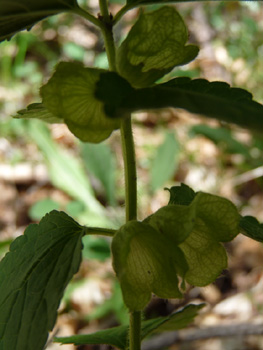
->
0 210 85 350
95 73 263 131
55 303 204 349
112 221 186 311
179 192 240 286
41 62 120 143
15 103 62 124
117 6 199 88
239 215 263 243
0 0 78 42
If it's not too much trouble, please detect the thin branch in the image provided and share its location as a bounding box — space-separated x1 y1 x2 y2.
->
142 322 263 350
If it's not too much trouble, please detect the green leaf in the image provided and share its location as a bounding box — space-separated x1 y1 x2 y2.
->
0 0 78 42
166 183 196 206
86 282 129 325
81 142 117 205
112 190 239 310
55 303 204 349
189 124 250 156
27 121 106 223
117 7 199 88
15 103 63 124
29 198 60 220
179 192 240 286
147 204 196 245
56 325 128 349
41 62 120 143
0 210 84 350
141 303 205 335
150 131 180 192
112 221 183 311
239 215 263 242
96 73 263 132
82 235 111 261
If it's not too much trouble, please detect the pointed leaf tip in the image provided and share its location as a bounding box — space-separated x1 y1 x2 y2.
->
0 0 78 42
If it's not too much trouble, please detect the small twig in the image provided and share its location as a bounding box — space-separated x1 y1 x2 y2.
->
142 322 263 350
231 166 263 186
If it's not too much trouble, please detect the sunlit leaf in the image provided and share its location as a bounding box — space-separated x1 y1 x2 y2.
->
141 303 205 335
189 124 250 156
29 198 60 220
96 73 263 131
240 215 263 243
55 303 204 349
15 103 62 124
0 0 78 42
117 6 198 87
112 221 184 311
150 132 180 192
27 121 106 222
41 62 120 143
81 142 117 205
112 189 239 310
179 192 240 286
0 211 84 350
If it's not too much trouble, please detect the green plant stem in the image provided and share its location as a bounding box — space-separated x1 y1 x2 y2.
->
101 24 116 71
113 4 134 24
99 0 116 71
99 0 110 18
121 117 137 222
72 6 103 29
84 227 116 237
100 5 140 350
129 311 141 350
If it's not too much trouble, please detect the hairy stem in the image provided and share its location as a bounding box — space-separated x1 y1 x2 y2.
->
84 227 116 237
72 6 103 29
129 311 141 350
100 3 140 350
120 117 137 222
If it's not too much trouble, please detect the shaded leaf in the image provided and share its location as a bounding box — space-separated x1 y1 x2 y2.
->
190 124 250 156
150 131 180 192
239 215 263 243
55 303 204 349
41 62 120 143
96 73 263 132
15 103 63 124
0 0 78 42
0 211 84 350
166 183 196 206
141 303 205 335
117 6 198 88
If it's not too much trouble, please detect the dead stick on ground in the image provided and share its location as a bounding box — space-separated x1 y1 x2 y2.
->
142 323 263 350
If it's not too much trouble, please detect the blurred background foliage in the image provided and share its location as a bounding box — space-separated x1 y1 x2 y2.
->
0 1 263 349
